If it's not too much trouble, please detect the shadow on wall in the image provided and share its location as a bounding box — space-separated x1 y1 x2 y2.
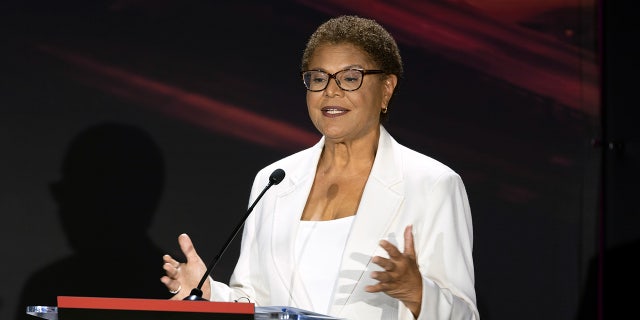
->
15 122 171 320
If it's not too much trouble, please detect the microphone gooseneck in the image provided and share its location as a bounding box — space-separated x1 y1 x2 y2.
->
184 168 286 301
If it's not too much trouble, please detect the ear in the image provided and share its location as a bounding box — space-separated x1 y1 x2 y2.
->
383 74 398 104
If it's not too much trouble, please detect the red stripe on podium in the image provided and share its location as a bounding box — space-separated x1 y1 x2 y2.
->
57 296 254 314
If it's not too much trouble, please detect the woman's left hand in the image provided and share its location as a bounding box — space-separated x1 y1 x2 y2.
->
366 225 423 318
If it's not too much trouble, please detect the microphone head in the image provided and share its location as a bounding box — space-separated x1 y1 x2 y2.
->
269 168 285 185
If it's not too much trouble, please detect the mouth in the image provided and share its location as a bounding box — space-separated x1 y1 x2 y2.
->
321 106 349 117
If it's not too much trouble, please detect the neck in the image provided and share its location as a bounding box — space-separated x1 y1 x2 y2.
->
319 129 379 175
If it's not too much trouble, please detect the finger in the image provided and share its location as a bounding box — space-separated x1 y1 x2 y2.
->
365 283 384 293
372 256 394 272
163 254 179 265
367 272 396 291
178 233 201 264
160 275 176 286
162 262 173 276
163 263 181 278
160 275 185 297
370 270 392 283
379 239 402 259
163 255 181 271
162 255 179 268
403 225 416 258
160 276 180 291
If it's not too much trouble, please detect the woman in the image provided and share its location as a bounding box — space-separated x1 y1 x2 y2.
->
161 15 479 320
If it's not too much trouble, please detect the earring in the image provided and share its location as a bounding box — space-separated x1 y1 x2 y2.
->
382 106 388 114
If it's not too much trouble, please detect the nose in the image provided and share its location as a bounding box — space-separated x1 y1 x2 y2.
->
324 77 343 97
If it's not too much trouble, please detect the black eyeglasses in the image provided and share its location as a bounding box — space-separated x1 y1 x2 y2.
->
301 68 385 92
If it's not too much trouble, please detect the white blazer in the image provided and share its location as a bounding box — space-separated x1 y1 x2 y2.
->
211 126 479 320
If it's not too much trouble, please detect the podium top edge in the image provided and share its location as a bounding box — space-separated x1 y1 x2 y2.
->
57 296 254 314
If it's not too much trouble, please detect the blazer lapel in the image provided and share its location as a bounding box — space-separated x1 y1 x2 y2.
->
271 139 324 309
331 126 405 315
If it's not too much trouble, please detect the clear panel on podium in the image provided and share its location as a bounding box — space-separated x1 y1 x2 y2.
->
26 306 58 320
255 306 343 319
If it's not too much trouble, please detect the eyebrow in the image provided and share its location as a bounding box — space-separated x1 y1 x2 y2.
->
308 65 366 72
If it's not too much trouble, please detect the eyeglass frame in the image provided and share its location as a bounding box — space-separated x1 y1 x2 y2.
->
301 68 386 92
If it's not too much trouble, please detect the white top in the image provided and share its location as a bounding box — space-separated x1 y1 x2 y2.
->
294 215 355 314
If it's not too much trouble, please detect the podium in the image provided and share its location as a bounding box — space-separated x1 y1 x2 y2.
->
27 296 342 319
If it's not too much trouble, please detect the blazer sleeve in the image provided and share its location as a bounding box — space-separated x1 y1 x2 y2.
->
399 171 479 320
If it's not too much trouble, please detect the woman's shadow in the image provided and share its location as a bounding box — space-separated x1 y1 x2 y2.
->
16 122 171 319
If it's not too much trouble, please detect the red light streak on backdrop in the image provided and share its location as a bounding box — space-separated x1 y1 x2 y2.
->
35 44 320 152
295 0 599 117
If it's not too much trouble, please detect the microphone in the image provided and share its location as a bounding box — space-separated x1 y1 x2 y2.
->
184 168 286 301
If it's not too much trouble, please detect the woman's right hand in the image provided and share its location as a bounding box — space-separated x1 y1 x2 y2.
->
160 233 210 300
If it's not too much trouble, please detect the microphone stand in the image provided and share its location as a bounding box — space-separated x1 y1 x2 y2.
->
184 168 285 301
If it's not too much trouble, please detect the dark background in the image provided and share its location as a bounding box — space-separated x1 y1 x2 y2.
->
1 0 634 319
